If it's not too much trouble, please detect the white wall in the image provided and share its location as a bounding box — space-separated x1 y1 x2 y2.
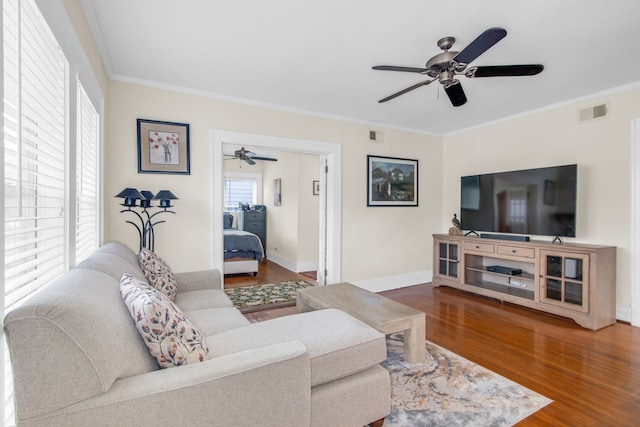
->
297 153 321 270
262 151 320 272
106 80 442 288
442 86 640 317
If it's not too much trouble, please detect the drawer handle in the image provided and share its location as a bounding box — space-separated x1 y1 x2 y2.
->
476 245 480 249
512 250 517 253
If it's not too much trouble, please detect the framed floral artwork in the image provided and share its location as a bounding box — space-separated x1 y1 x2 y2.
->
137 119 190 174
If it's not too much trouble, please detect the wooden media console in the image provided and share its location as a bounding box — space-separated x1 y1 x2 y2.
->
432 234 616 330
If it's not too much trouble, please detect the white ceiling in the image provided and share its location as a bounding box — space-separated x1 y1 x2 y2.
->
82 0 640 135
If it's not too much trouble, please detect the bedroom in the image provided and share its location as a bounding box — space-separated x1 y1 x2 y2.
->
222 145 322 287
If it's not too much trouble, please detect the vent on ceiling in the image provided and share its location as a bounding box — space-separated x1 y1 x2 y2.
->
579 103 608 122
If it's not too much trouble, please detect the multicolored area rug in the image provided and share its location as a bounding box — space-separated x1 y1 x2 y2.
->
383 333 552 426
224 280 314 313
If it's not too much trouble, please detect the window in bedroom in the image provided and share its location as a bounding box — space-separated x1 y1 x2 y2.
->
223 172 262 210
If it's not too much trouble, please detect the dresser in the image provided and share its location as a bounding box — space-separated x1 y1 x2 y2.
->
240 208 267 254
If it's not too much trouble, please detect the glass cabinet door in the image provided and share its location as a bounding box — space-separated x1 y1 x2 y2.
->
540 251 589 313
436 241 460 279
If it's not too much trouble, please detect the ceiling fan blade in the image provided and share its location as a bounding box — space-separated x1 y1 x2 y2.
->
378 78 436 103
444 81 467 107
244 158 256 165
466 64 544 77
452 27 507 65
373 65 430 74
252 156 278 162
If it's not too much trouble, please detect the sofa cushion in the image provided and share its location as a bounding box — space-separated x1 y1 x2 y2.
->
3 269 158 420
184 307 250 336
76 252 147 281
95 241 142 267
120 274 209 369
138 247 177 300
205 309 386 387
174 289 234 310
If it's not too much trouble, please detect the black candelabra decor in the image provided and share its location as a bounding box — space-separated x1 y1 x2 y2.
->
115 188 178 251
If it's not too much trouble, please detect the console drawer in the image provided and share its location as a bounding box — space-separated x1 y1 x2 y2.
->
464 242 495 254
497 245 535 259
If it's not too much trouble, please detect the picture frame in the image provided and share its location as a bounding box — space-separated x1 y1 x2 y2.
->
273 178 282 206
137 119 190 174
313 180 320 195
367 155 418 207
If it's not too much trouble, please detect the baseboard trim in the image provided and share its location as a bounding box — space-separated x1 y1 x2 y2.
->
265 252 295 272
617 304 631 323
265 251 318 274
352 270 433 293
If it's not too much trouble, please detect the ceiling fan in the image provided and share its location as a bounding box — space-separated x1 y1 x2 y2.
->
225 147 278 165
372 27 543 107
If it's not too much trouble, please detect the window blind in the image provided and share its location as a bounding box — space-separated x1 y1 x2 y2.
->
75 81 99 263
224 178 256 210
3 1 104 424
3 0 67 311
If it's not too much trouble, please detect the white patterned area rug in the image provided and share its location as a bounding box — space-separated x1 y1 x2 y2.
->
383 333 552 426
224 280 314 313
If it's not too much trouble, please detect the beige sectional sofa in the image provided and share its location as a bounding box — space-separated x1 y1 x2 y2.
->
4 242 390 426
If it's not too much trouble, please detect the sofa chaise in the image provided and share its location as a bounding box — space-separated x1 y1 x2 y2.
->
4 241 390 426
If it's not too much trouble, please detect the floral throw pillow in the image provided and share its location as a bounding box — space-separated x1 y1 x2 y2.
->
120 274 209 369
138 247 177 300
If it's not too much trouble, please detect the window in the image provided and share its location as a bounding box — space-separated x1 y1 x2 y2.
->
224 178 255 210
75 81 100 262
223 172 262 211
3 0 67 311
2 1 103 424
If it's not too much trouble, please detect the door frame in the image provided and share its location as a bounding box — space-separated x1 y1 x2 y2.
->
211 130 341 286
631 118 640 326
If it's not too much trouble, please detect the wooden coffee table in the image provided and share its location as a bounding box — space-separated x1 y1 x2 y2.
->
296 282 426 363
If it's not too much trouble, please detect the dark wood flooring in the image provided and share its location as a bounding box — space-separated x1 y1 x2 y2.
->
240 263 640 426
223 259 317 289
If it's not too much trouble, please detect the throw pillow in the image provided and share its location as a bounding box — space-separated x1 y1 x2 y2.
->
138 247 177 300
223 213 234 229
120 274 209 369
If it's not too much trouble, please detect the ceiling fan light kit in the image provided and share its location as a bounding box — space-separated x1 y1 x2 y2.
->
373 27 543 107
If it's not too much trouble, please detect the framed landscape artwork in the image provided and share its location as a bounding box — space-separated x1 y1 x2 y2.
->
367 155 418 207
137 119 190 174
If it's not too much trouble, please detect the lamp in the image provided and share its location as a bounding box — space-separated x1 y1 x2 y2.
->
115 187 144 207
153 190 178 208
115 188 177 251
139 190 155 208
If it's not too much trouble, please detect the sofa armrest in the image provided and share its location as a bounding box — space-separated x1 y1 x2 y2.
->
174 269 222 291
24 342 311 427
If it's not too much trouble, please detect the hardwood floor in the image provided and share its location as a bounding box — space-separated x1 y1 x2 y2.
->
245 281 640 426
223 259 317 289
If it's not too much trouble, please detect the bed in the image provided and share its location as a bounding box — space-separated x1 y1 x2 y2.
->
223 213 264 276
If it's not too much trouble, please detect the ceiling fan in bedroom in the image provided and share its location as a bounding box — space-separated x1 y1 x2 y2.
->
372 27 543 107
224 147 278 165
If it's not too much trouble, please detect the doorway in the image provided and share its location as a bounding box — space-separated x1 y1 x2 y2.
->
211 130 341 287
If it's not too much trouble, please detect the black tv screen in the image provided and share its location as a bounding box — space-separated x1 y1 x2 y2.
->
460 164 577 238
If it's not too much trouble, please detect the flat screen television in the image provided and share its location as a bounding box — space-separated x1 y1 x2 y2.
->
460 164 577 238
